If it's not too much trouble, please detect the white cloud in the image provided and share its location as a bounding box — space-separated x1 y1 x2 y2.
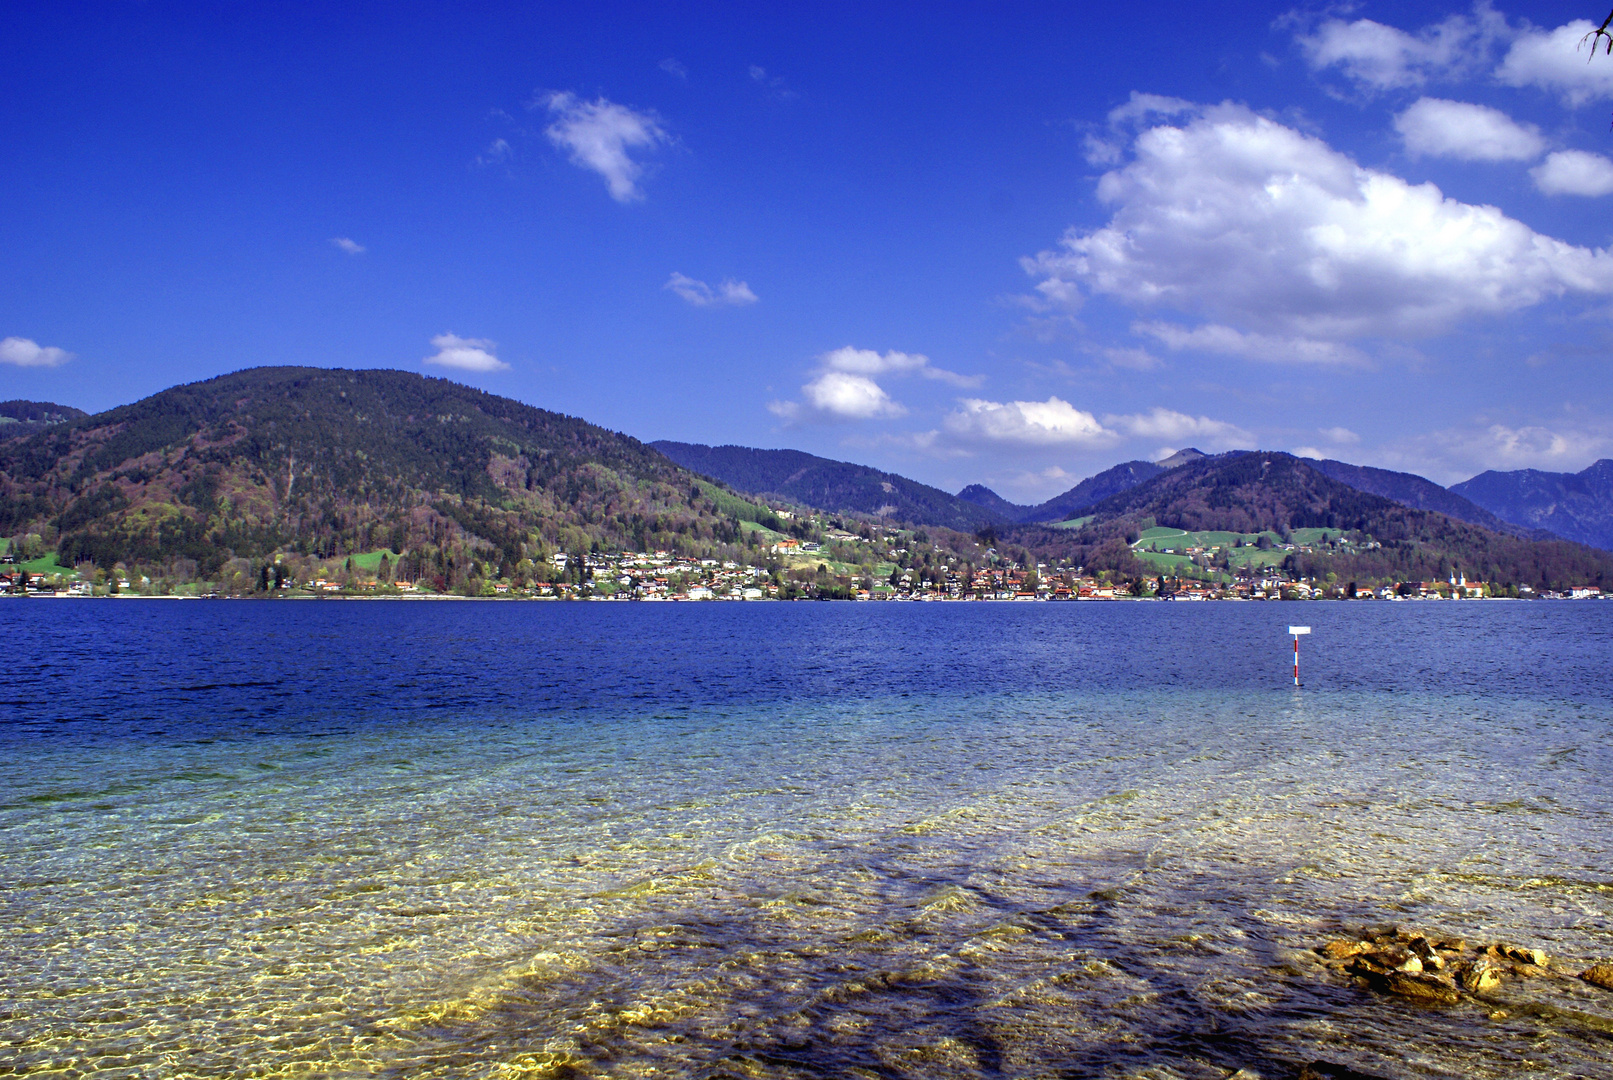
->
1293 446 1327 460
1102 407 1255 450
423 333 508 372
1136 322 1370 367
1532 150 1613 196
0 336 73 367
1296 7 1507 91
1098 346 1163 371
819 346 981 388
769 345 980 423
540 92 667 202
943 397 1115 447
1498 20 1613 106
665 272 759 307
748 65 797 101
797 371 905 420
659 58 687 79
1024 103 1613 346
475 137 513 167
331 237 365 255
1394 97 1544 161
1106 91 1198 126
1320 426 1360 444
1380 420 1613 483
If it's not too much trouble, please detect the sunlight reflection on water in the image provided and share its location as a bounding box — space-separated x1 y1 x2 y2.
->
1 602 1611 1078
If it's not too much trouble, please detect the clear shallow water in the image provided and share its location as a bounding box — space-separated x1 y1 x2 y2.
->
1 601 1611 1079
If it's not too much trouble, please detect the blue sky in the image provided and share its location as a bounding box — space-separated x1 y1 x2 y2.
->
3 2 1611 497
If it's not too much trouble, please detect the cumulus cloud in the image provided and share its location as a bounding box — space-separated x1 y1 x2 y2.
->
1023 103 1613 347
1136 322 1370 367
330 237 365 255
540 92 667 202
1320 426 1360 444
817 346 980 388
659 58 687 79
943 397 1115 447
1532 150 1613 196
1101 407 1255 450
664 272 758 307
1498 20 1613 106
1380 420 1613 483
1296 6 1506 91
769 346 980 423
799 372 905 419
1394 98 1544 161
423 333 508 372
0 337 73 367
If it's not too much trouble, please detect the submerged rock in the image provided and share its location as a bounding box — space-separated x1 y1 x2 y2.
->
1384 970 1461 1005
1314 927 1581 1009
1318 939 1368 960
1459 962 1503 994
1582 963 1613 991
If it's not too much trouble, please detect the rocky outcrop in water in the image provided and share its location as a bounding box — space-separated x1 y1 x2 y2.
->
1315 927 1613 1009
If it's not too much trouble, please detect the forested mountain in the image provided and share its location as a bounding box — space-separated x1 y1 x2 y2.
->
650 441 1007 531
0 400 87 438
1018 459 1168 523
1452 460 1613 551
1017 451 1613 590
1307 458 1540 538
0 368 783 582
955 484 1028 521
957 459 1169 524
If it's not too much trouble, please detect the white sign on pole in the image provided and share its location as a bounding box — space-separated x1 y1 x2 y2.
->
1288 626 1311 635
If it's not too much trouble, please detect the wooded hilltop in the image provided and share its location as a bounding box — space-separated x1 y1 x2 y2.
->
1 367 1610 599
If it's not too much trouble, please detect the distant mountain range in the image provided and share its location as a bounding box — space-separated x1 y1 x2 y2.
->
657 433 1613 557
4 369 1610 592
960 456 1179 524
650 441 1007 532
1452 460 1613 552
1032 451 1613 590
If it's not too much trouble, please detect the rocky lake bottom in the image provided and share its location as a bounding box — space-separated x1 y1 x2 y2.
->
1 600 1610 1078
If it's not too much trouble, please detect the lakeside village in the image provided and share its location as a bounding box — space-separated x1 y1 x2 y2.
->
0 513 1604 601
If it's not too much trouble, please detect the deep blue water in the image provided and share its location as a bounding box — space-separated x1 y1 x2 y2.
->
1 599 1611 1079
3 599 1609 740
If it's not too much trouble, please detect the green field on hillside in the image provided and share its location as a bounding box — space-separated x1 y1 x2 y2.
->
346 549 402 573
7 552 77 577
1132 526 1351 577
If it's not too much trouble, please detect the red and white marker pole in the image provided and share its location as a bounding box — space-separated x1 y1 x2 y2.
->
1289 625 1310 687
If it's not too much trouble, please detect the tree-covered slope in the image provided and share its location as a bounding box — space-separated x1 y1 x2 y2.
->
1307 458 1541 539
1020 451 1613 590
0 367 777 576
1018 459 1166 523
1452 460 1613 552
955 484 1028 521
0 399 87 438
651 441 1008 531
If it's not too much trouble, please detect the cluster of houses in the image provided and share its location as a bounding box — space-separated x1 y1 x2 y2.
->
0 554 1605 601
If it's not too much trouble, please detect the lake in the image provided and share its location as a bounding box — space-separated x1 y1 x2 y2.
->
1 599 1610 1078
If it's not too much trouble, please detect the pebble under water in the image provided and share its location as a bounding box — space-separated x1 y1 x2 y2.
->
1 599 1610 1079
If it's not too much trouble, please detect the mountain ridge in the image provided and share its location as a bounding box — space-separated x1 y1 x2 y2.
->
1032 451 1613 590
1452 460 1613 552
650 440 1008 532
0 367 785 582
